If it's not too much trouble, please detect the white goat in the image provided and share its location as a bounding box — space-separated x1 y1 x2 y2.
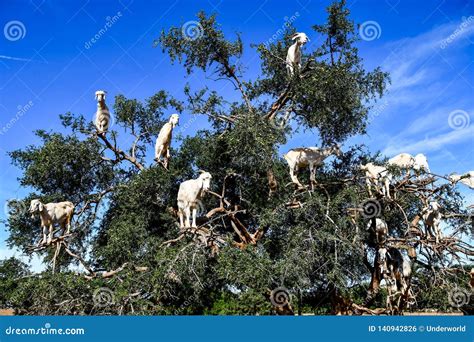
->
449 171 474 189
413 153 430 173
94 90 110 134
284 145 342 189
29 199 75 245
388 153 430 176
155 114 179 169
360 162 392 198
177 171 212 228
378 247 412 304
388 153 415 169
422 201 443 243
286 32 309 76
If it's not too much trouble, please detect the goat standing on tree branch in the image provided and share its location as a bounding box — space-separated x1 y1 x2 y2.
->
155 114 179 169
286 32 309 76
94 90 110 134
284 145 341 190
422 201 443 243
29 199 74 245
360 162 392 199
177 171 212 228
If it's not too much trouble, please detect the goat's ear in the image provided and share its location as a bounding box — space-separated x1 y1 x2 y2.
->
291 33 299 41
38 202 44 211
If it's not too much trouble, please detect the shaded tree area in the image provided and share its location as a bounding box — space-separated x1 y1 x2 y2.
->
1 1 472 315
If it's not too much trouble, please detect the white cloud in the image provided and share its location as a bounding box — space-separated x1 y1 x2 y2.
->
368 17 474 163
383 125 474 156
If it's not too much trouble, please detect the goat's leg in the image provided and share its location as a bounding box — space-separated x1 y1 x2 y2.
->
185 207 191 228
162 148 170 169
192 207 198 227
424 224 433 240
41 226 47 245
47 224 53 244
433 224 442 243
384 179 391 199
178 209 184 228
155 145 163 163
309 163 316 191
366 178 373 197
289 168 303 188
66 216 72 234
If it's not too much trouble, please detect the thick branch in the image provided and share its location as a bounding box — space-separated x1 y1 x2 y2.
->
98 133 144 170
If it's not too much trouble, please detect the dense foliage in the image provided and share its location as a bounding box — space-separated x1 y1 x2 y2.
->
1 1 472 315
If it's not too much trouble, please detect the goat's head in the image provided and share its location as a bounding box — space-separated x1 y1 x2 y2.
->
429 201 441 212
413 153 429 171
29 199 44 218
291 32 309 45
198 171 212 192
331 144 342 157
169 114 180 127
448 173 461 184
95 90 107 102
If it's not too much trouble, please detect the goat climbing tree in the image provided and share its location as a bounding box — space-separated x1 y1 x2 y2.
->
2 0 472 315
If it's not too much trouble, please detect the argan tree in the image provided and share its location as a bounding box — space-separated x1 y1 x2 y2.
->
2 0 472 315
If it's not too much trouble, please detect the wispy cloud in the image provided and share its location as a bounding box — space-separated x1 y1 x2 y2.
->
373 17 474 161
383 125 474 155
0 55 35 62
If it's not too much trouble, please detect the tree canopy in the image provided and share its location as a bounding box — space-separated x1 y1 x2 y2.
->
2 0 472 315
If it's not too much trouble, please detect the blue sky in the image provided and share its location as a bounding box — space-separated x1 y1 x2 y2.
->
0 0 473 268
